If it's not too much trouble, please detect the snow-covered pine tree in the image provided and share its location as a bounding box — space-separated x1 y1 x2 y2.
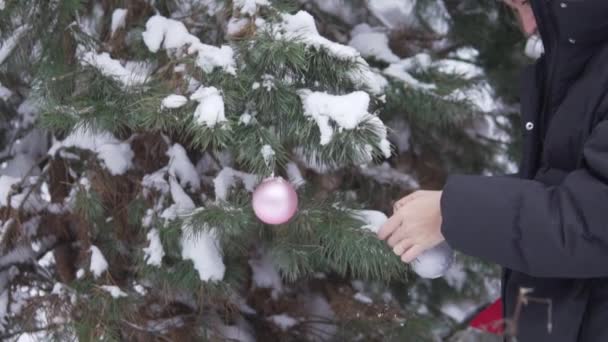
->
0 0 525 340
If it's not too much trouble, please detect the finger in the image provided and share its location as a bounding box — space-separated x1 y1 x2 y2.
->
393 191 424 212
377 214 402 240
392 239 413 256
401 245 424 264
387 227 408 247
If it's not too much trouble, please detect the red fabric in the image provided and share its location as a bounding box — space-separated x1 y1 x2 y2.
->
470 298 504 334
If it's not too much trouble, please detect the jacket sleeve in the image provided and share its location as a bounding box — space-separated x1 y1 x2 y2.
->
440 119 608 278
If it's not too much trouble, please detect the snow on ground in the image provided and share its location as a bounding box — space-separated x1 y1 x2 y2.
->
142 15 236 74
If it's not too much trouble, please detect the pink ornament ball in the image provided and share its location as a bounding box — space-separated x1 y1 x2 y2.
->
252 177 298 225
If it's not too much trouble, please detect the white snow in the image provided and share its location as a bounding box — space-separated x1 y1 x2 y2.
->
349 64 388 95
367 0 416 29
298 91 392 158
142 168 170 194
411 241 454 279
169 177 195 212
419 0 451 35
213 167 258 202
275 11 387 95
239 112 253 125
305 0 360 25
349 24 400 63
181 223 225 282
441 301 478 323
38 251 55 268
134 283 146 295
142 15 236 74
285 162 305 188
190 86 227 128
0 289 8 327
384 64 436 90
167 143 200 191
78 48 148 86
449 46 479 62
49 127 134 176
261 145 275 165
525 34 544 59
301 294 336 341
267 314 298 331
89 245 108 278
143 228 164 267
0 1 5 10
298 90 370 144
166 178 225 282
76 269 84 279
353 292 373 304
100 285 128 298
359 163 419 189
0 25 29 65
234 0 270 16
350 210 387 234
434 59 483 79
0 175 20 208
444 261 467 291
0 84 11 100
248 253 283 297
110 8 128 36
447 82 498 113
161 94 188 109
96 142 134 175
278 11 359 60
227 18 250 36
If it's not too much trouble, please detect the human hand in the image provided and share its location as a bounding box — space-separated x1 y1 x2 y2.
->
378 191 445 263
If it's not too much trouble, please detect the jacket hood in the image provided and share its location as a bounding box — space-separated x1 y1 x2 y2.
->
529 0 608 120
531 0 608 48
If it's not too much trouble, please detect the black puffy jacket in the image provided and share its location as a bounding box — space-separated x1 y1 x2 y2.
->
440 1 608 340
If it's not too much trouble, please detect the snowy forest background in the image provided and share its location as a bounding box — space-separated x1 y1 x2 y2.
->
0 0 534 341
